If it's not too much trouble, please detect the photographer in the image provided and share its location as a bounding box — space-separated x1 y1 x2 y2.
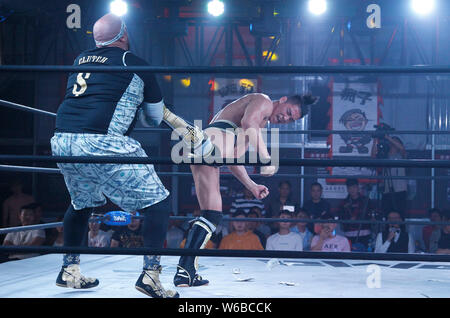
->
371 125 408 217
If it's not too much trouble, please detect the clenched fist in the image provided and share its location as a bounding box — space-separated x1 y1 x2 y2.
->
250 184 269 200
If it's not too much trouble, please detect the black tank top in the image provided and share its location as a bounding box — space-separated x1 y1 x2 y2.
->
55 47 162 136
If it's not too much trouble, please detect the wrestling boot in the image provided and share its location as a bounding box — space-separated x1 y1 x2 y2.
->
135 265 180 298
174 210 223 287
163 106 214 159
56 264 99 289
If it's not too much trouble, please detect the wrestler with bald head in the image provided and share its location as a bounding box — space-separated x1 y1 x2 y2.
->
51 13 198 298
93 13 129 49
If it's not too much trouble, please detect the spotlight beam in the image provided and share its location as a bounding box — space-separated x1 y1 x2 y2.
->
411 0 436 15
110 0 128 17
208 0 225 17
308 0 327 16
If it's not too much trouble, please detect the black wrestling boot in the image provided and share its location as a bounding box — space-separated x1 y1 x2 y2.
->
174 210 222 287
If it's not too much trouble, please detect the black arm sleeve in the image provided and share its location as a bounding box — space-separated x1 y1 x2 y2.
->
124 52 163 104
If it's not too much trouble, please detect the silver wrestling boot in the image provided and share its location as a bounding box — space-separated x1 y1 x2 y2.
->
56 264 99 289
135 265 180 298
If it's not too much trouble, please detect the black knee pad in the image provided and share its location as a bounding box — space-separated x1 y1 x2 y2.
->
200 210 223 231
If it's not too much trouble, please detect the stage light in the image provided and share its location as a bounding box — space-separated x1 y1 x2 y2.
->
180 77 191 88
262 51 279 62
411 0 435 15
239 79 254 89
207 0 225 17
110 0 128 17
208 79 220 91
308 0 327 15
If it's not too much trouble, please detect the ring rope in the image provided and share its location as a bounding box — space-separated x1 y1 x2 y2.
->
0 222 63 234
2 98 450 136
1 65 450 74
2 164 449 180
0 245 449 263
0 155 449 168
1 217 448 235
134 128 450 136
0 99 56 117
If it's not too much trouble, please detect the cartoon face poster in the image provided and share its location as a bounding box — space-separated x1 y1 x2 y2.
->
332 82 378 157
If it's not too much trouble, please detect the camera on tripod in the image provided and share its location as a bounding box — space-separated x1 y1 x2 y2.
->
372 123 395 159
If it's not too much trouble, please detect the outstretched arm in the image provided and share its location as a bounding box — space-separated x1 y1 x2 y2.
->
227 165 269 200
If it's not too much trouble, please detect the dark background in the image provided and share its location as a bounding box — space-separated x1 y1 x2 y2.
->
0 0 449 220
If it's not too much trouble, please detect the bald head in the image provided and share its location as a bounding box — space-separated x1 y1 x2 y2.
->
93 13 128 50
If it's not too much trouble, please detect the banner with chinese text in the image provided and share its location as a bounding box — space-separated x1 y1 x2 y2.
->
331 82 378 157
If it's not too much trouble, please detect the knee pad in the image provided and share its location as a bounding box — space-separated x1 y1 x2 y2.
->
195 210 223 233
184 210 222 250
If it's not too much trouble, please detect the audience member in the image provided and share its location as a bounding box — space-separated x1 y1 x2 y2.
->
290 209 314 251
374 211 415 253
432 210 450 255
26 202 54 246
422 208 442 252
310 212 350 252
88 220 111 247
180 234 216 249
249 206 271 237
2 179 35 227
2 204 46 260
266 181 299 219
110 211 143 248
33 202 44 223
338 178 374 251
166 212 186 249
247 209 268 248
230 187 266 215
266 210 303 251
53 218 64 247
219 210 263 250
371 135 408 217
211 223 228 249
302 182 330 219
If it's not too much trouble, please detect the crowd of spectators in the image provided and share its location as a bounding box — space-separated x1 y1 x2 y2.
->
1 176 450 264
165 178 450 255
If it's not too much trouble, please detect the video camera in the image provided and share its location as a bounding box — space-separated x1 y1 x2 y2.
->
372 123 395 159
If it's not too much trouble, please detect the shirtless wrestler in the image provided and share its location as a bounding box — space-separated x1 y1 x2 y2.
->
168 92 318 286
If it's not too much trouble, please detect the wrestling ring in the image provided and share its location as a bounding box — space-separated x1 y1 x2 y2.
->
0 64 449 298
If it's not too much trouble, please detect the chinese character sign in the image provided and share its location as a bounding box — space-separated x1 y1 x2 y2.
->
211 78 256 116
332 82 378 157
